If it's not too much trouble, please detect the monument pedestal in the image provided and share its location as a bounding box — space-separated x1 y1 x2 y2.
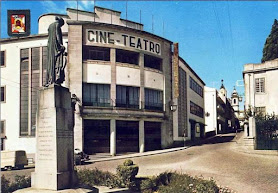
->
31 85 75 190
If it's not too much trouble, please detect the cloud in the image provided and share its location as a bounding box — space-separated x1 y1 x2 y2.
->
40 0 95 15
40 1 65 14
80 0 94 11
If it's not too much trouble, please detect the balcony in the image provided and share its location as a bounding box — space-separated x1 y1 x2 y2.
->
115 99 139 109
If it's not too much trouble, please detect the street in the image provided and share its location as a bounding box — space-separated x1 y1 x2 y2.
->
2 132 278 193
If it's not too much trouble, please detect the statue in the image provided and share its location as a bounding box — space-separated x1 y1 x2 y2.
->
45 16 67 86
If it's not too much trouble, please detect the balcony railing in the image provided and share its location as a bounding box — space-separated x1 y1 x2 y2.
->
83 98 164 111
145 101 163 111
115 99 139 109
83 98 111 107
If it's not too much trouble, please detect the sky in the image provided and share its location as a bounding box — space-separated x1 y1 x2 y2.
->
1 1 278 109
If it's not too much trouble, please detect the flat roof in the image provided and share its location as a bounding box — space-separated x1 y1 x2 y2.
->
0 32 68 43
178 56 205 86
38 13 69 22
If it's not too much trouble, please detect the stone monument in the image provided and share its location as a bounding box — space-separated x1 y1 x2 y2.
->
15 17 94 192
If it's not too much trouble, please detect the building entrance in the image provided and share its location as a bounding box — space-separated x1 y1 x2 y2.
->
145 122 161 151
116 121 139 153
84 120 110 154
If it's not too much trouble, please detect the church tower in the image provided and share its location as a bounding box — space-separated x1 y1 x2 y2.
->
219 79 227 103
231 86 239 118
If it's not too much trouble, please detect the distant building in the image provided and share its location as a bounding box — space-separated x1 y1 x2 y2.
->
204 81 239 136
0 6 205 156
243 59 278 116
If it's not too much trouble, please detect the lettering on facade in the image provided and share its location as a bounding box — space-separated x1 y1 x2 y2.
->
87 30 161 55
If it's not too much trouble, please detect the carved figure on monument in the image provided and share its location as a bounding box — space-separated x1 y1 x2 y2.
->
45 16 67 86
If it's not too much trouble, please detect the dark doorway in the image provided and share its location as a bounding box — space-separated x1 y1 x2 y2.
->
84 120 110 154
116 121 139 153
190 121 196 141
145 122 161 151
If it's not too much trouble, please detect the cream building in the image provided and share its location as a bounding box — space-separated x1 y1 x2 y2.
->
243 59 278 116
0 6 205 157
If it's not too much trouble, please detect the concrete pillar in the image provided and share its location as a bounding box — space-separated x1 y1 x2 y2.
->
139 53 144 109
110 119 116 156
248 117 256 138
244 123 248 137
111 48 116 107
139 120 145 153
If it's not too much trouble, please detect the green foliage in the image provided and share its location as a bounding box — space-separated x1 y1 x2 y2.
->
77 168 121 188
116 159 139 189
1 175 31 193
140 172 219 193
123 159 134 166
140 177 157 193
262 19 278 63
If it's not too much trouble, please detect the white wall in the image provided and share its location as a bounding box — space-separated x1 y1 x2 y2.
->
83 63 111 84
244 59 278 115
116 66 140 87
144 70 164 90
1 37 68 154
204 87 217 133
178 59 205 140
38 15 69 34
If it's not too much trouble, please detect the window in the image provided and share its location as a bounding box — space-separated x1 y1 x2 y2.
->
255 107 266 116
1 86 6 103
83 83 110 107
190 77 203 97
83 46 110 61
116 49 139 65
255 78 265 93
233 98 236 104
116 85 139 109
190 101 204 118
145 88 163 111
0 51 5 67
144 54 162 71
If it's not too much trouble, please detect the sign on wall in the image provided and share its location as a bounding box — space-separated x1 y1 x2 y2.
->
86 29 161 55
7 10 30 37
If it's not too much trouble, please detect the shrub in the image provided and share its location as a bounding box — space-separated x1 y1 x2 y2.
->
77 168 121 188
1 175 31 193
140 177 156 193
116 159 139 189
139 172 219 193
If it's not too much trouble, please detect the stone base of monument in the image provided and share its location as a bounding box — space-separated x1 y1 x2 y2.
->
23 85 93 192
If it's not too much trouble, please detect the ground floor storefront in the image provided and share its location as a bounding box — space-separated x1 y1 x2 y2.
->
83 119 162 155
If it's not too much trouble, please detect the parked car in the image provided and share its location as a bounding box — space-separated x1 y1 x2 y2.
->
74 148 90 165
1 150 28 170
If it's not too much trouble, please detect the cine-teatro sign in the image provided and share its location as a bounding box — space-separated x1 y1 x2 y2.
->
86 29 161 55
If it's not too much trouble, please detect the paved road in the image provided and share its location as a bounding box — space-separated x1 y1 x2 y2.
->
2 132 278 193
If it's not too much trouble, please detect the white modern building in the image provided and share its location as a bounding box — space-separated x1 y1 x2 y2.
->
204 82 239 136
1 6 205 157
243 58 278 116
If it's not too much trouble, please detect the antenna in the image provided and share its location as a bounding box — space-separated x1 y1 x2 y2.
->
140 10 141 24
126 1 128 27
76 0 79 21
111 5 113 24
152 15 154 33
163 21 164 37
94 0 96 22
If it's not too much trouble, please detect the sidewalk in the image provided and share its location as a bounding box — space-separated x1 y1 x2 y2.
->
88 134 221 163
232 132 278 156
88 132 277 164
89 146 189 163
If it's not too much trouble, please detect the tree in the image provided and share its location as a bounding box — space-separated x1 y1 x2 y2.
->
262 19 278 63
